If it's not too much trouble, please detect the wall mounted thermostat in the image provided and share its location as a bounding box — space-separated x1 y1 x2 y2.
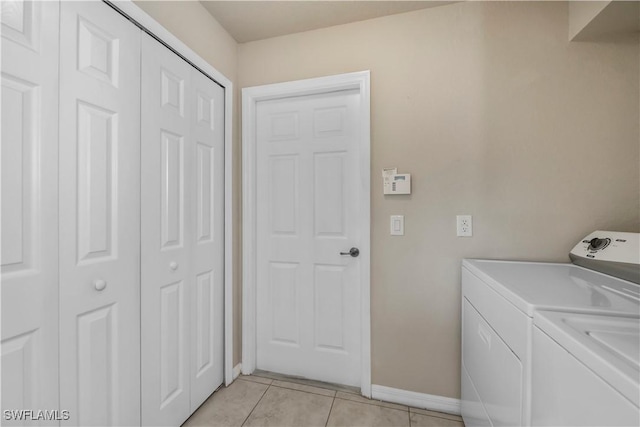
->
382 168 411 195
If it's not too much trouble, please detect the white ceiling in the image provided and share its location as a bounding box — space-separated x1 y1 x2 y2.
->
200 1 455 43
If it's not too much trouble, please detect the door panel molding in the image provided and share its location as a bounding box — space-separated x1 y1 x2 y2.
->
242 71 371 397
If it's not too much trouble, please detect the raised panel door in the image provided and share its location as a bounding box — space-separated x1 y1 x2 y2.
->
189 68 224 411
141 33 192 427
0 1 60 424
58 2 141 425
256 90 362 387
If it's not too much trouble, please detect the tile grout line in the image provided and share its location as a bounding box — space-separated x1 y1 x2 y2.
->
408 408 463 422
240 382 272 427
242 375 339 398
333 397 408 414
251 373 360 395
269 383 337 399
271 378 349 393
325 396 336 427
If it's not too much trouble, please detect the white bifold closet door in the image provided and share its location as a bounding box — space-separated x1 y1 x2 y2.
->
1 1 60 424
58 2 141 426
141 33 224 426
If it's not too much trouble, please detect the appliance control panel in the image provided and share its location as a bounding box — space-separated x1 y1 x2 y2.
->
570 231 640 283
571 231 639 264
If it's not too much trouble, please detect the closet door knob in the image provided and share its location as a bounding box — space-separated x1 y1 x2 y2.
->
94 279 107 291
170 262 179 271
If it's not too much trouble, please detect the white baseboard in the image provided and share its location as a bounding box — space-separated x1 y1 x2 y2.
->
233 363 242 380
371 384 461 416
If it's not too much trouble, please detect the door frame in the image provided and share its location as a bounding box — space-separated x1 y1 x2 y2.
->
106 0 235 386
242 71 371 397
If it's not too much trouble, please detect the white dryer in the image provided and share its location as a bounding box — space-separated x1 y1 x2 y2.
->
460 231 639 427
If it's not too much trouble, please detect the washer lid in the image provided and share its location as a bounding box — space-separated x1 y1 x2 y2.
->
534 310 640 406
463 259 640 317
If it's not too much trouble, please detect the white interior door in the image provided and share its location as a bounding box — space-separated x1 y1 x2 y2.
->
256 89 362 387
1 1 60 423
141 33 225 426
141 33 193 426
58 2 141 425
189 68 225 410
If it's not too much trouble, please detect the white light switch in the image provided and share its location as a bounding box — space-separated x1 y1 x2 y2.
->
390 215 404 236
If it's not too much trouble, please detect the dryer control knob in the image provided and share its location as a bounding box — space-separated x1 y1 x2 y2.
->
589 238 608 250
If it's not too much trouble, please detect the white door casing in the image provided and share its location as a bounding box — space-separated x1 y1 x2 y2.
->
141 33 225 426
1 0 60 423
58 2 141 426
243 72 371 395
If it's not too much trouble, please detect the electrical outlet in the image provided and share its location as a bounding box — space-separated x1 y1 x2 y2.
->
457 215 473 237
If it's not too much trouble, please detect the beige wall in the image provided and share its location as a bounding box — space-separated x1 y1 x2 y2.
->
132 0 639 399
133 0 244 366
569 0 640 41
238 1 639 398
568 0 610 40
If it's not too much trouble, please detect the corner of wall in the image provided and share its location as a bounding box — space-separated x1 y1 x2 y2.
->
568 0 611 40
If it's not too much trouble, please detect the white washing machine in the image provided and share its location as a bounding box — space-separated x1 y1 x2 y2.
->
460 231 640 427
531 310 639 426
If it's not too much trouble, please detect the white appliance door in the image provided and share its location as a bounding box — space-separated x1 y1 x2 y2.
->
58 2 141 426
141 32 193 427
189 68 225 411
255 89 362 387
1 0 60 423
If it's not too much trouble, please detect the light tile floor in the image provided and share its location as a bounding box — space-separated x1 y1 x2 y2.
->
182 373 464 427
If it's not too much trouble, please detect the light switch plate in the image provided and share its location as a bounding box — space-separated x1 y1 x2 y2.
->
391 215 404 236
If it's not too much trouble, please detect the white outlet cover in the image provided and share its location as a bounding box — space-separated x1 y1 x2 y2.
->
457 215 472 237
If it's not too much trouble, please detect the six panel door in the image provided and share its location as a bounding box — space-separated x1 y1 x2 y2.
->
255 90 362 387
190 68 225 412
141 33 225 426
58 2 141 425
141 33 193 427
1 1 60 424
